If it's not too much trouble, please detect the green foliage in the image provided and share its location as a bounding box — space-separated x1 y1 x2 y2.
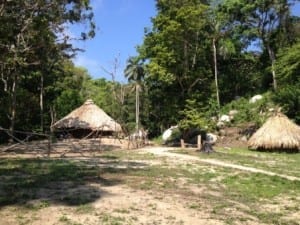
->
0 0 95 139
276 41 300 83
0 0 299 141
221 93 276 126
273 41 300 123
273 85 300 123
179 99 215 131
138 0 215 136
54 89 83 119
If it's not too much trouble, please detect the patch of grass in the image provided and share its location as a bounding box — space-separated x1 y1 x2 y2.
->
75 203 95 214
147 203 157 210
222 173 300 202
59 215 70 222
0 157 127 206
172 147 300 178
24 200 50 211
59 215 83 225
99 213 126 225
16 214 31 225
188 203 201 209
114 208 130 214
249 211 299 225
61 193 97 205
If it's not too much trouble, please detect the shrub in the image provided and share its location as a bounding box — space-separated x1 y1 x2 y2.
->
221 93 276 126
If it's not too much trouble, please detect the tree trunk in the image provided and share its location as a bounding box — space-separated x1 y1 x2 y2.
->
136 85 140 131
40 73 44 132
267 44 277 91
213 38 220 109
9 73 18 141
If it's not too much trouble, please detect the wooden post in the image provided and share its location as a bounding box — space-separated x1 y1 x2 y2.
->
197 135 202 150
47 134 51 157
180 139 185 149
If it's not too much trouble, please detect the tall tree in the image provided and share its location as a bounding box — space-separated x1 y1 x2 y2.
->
207 0 235 110
138 0 213 134
222 0 297 91
124 57 145 131
0 0 95 137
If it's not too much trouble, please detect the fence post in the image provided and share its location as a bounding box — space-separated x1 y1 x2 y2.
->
180 139 185 148
47 133 52 157
197 135 202 150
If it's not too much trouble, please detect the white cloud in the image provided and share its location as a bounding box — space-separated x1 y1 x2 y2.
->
73 55 100 75
73 54 127 82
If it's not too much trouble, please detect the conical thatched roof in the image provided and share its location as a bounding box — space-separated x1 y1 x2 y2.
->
52 99 122 132
248 113 300 151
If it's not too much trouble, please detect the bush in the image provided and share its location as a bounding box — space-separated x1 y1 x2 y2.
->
272 84 300 124
221 93 276 126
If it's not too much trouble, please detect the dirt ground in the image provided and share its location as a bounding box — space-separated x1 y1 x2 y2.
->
0 137 298 225
0 139 227 225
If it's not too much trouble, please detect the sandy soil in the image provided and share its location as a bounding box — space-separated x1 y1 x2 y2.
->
0 139 298 225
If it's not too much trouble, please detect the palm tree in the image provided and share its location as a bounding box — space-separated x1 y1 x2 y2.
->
124 57 145 132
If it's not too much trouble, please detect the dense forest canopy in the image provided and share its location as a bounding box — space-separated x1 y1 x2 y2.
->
0 0 299 142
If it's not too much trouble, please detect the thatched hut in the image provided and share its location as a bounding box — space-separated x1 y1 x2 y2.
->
52 99 122 138
248 113 300 151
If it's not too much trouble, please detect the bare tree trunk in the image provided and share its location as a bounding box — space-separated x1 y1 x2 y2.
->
213 38 220 109
40 73 44 132
136 85 139 131
267 44 277 91
50 105 56 130
9 73 18 141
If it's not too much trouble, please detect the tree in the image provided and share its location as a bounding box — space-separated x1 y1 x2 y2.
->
273 41 300 122
0 0 95 137
138 0 213 135
222 0 297 91
124 57 145 131
207 0 235 110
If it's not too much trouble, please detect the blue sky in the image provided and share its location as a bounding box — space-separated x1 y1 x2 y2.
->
71 0 300 82
71 0 156 83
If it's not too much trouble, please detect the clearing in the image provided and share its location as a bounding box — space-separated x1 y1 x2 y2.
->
0 140 299 225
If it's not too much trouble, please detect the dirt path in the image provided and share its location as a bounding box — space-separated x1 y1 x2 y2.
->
1 143 299 225
141 146 300 181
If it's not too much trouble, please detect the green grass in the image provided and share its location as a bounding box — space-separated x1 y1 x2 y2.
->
172 147 300 178
1 147 300 225
0 156 126 206
76 204 95 214
117 150 300 225
222 173 300 201
99 213 126 225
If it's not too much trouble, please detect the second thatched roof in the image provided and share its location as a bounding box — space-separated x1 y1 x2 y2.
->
248 113 300 151
52 99 122 132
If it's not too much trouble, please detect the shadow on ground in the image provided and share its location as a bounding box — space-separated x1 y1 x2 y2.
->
0 156 148 208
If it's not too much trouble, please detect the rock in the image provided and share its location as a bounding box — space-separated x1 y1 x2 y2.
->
219 114 230 122
249 94 263 103
206 133 217 144
162 126 178 141
229 110 238 116
217 121 225 128
162 129 172 141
